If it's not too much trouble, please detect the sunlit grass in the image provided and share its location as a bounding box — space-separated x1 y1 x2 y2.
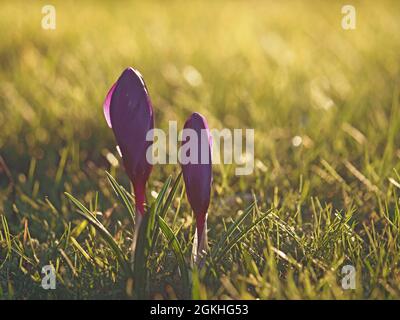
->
1 0 400 299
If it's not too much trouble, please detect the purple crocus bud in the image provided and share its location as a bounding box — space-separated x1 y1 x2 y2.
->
180 112 212 266
104 67 154 253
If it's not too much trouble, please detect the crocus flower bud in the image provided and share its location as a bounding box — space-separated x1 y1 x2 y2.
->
104 67 154 253
180 112 212 267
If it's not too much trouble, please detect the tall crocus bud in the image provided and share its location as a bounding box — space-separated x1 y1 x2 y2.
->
180 112 212 267
103 67 154 253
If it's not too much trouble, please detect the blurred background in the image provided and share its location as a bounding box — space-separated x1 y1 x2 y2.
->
1 0 400 299
1 0 400 209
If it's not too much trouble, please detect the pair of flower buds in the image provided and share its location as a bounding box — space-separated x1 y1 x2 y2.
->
103 67 212 265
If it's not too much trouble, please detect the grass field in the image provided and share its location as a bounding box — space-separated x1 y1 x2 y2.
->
1 0 400 299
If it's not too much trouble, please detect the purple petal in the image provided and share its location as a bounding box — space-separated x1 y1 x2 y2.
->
103 82 117 128
181 112 212 236
109 67 154 214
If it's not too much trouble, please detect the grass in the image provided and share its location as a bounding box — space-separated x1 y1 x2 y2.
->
1 0 400 299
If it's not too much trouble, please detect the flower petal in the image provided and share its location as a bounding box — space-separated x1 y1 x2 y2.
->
181 112 212 219
103 82 117 128
109 67 154 205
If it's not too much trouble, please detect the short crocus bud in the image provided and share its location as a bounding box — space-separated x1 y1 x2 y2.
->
104 67 154 253
180 112 212 267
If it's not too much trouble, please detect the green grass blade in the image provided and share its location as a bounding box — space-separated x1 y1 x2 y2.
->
151 172 183 255
0 214 12 268
211 201 256 259
133 177 172 298
158 215 190 296
214 209 272 263
64 192 131 276
150 176 172 249
159 171 182 219
133 212 151 299
155 176 173 213
191 267 201 300
105 171 135 226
